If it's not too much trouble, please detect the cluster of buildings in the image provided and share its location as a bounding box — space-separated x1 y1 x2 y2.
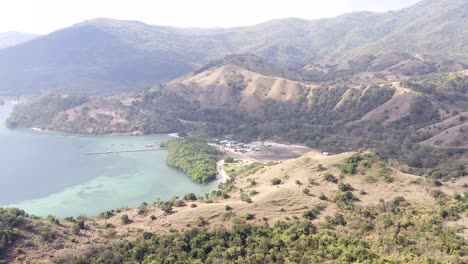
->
218 140 262 153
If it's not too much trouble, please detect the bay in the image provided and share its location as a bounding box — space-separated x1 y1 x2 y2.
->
0 103 219 217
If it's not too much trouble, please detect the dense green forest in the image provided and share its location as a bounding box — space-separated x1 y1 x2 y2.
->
160 138 220 184
53 194 468 263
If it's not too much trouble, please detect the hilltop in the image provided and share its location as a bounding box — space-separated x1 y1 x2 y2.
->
0 0 466 95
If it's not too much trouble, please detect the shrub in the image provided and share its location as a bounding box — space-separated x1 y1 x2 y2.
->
183 193 197 201
120 214 130 225
224 157 235 163
77 219 85 229
325 213 347 226
430 190 445 198
317 164 325 171
40 229 56 242
159 203 174 214
173 200 186 207
392 196 406 206
249 190 259 196
138 203 149 215
303 205 324 220
240 193 253 203
271 178 282 185
319 193 327 200
339 154 363 174
222 211 236 221
247 178 257 186
324 173 338 183
302 188 310 195
383 175 394 183
335 191 357 210
245 213 255 220
295 180 302 185
338 183 352 192
99 211 114 219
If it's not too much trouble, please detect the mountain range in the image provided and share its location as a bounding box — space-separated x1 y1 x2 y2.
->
7 53 467 179
0 0 466 95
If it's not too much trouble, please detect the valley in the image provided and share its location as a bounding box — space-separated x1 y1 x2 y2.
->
0 0 467 263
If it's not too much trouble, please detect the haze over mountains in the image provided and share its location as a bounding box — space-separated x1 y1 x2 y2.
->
0 0 466 95
0 31 40 49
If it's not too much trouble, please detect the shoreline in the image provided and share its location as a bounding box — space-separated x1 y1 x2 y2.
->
216 160 229 183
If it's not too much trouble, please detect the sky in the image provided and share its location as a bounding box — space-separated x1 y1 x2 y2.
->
0 0 422 34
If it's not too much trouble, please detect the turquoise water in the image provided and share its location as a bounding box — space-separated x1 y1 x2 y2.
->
0 104 219 217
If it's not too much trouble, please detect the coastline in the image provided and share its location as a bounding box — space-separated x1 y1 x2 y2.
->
216 160 229 183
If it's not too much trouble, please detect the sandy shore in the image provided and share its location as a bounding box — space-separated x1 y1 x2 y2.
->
216 160 229 182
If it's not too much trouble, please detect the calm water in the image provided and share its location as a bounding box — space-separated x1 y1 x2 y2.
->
0 104 219 217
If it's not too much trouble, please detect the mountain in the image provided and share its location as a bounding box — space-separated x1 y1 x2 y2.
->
0 31 40 49
0 0 466 95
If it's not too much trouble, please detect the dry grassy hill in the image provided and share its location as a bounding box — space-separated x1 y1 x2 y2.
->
85 151 438 232
4 151 467 263
163 64 316 112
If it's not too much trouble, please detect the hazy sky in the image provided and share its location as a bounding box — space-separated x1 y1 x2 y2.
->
0 0 422 34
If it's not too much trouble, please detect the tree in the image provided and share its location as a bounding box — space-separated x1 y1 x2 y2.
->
77 219 85 229
183 193 197 201
121 214 130 225
224 156 235 163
